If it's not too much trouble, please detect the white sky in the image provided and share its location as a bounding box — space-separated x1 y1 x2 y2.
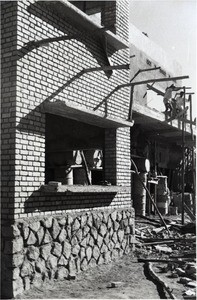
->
129 0 197 116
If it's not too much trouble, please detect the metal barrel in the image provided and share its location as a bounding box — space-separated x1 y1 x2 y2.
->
133 172 147 216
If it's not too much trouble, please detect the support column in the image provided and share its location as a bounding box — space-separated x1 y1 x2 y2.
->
104 127 131 188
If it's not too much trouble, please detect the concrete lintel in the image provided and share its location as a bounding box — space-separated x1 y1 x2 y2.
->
132 102 194 136
41 184 130 193
46 1 128 50
43 101 134 128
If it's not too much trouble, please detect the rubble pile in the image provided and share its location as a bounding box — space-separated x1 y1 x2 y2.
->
134 215 196 299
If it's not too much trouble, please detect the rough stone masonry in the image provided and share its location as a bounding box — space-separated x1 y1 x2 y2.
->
2 209 135 297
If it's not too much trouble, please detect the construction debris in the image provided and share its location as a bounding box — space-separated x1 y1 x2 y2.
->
154 245 173 253
135 214 196 299
107 282 124 288
182 289 196 299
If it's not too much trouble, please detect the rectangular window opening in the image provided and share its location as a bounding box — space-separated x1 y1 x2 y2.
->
69 1 103 25
45 114 105 186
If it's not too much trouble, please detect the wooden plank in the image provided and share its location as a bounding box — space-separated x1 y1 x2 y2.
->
183 119 196 125
147 84 165 96
84 64 130 73
184 203 196 222
146 262 178 300
138 258 194 263
80 150 91 185
143 240 175 246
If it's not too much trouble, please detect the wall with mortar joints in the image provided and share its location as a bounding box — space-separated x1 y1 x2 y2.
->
116 127 131 186
16 0 130 118
11 0 132 218
116 0 129 42
1 1 18 221
1 2 19 295
12 191 132 220
1 208 135 298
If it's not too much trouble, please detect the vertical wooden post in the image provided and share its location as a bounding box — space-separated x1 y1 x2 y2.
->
181 87 186 225
189 95 196 215
147 181 151 216
128 85 134 120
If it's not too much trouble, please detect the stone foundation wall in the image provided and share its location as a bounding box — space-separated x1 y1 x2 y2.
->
1 208 135 298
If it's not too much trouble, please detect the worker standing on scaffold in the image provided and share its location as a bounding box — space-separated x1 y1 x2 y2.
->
175 91 184 113
163 84 182 114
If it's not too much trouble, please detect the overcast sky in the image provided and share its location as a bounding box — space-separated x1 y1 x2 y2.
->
129 0 196 115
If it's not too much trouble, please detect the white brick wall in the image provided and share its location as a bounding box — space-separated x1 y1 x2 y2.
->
2 0 132 219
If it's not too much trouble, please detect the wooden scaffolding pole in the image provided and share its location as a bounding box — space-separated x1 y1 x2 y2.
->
181 86 186 225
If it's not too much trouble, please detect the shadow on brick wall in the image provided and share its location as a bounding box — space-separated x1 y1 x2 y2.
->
16 102 45 135
17 2 115 78
24 188 116 213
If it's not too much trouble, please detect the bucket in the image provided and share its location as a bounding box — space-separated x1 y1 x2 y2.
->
157 202 168 215
133 173 147 216
157 195 171 204
63 168 73 185
157 176 168 195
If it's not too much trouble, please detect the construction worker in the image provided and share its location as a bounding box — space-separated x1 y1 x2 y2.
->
163 84 182 113
175 91 184 113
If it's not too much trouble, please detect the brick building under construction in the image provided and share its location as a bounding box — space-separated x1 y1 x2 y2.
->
1 0 196 298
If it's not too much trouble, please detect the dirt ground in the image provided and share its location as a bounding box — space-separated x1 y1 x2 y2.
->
16 252 189 300
17 253 162 299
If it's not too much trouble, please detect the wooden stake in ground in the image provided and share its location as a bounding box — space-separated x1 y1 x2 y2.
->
146 262 178 299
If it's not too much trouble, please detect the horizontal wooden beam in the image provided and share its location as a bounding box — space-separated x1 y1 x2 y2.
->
147 84 164 96
119 75 189 89
84 64 130 73
184 119 196 125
